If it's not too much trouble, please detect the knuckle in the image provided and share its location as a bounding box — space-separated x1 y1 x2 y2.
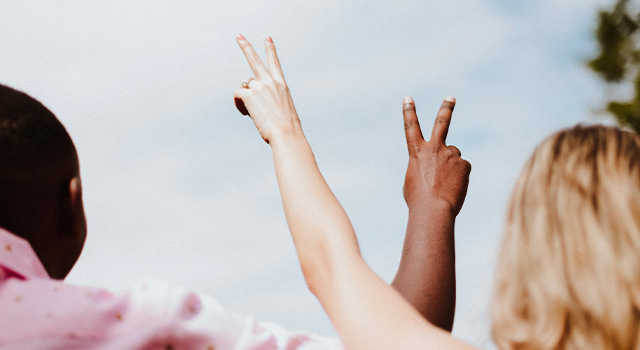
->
252 81 266 90
462 160 472 171
276 81 289 93
436 117 449 125
404 120 419 130
403 104 416 113
441 101 455 110
408 144 422 157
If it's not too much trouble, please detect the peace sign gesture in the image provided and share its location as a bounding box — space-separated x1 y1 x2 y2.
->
402 96 471 215
233 35 301 145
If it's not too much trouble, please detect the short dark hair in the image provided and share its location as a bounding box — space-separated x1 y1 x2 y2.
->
0 84 78 179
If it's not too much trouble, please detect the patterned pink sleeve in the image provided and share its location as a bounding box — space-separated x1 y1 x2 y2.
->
0 228 341 349
0 278 342 350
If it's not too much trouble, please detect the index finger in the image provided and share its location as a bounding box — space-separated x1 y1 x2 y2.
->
402 96 424 155
236 34 269 79
429 96 456 144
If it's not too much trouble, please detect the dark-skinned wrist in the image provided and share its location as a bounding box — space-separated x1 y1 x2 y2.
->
407 196 456 217
405 197 456 242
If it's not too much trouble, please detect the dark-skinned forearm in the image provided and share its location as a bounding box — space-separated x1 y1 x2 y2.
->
391 200 456 332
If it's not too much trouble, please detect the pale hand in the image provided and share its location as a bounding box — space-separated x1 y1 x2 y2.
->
233 35 301 144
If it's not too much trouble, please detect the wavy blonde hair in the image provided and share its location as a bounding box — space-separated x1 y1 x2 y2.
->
491 125 640 350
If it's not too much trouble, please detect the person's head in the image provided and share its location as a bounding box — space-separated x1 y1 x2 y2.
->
491 125 640 349
0 84 86 280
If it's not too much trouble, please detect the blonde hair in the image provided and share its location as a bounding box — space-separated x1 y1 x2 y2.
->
491 125 640 350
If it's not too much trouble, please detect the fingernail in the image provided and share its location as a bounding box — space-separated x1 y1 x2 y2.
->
403 96 414 105
444 96 456 103
236 34 245 41
266 36 273 43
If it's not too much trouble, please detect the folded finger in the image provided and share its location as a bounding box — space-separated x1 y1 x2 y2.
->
430 96 456 145
402 96 424 155
265 36 285 81
233 89 250 116
236 34 269 79
448 145 461 157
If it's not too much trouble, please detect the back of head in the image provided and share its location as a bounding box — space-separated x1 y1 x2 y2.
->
0 85 78 178
492 125 640 350
0 84 84 278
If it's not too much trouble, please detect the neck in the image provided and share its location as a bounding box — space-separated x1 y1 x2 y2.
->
0 178 80 279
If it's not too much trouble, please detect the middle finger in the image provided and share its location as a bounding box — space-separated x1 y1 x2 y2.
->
429 96 456 145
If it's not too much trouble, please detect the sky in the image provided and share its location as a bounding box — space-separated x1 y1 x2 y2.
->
0 0 615 347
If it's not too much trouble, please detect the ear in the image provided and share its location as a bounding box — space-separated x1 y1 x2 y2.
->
68 176 87 241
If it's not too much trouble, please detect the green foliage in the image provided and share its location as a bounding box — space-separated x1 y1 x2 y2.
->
588 0 640 133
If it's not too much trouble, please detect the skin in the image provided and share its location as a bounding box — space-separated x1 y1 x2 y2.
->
234 36 467 333
234 35 476 349
392 96 471 331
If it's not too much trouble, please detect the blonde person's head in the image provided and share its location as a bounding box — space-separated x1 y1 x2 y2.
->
491 125 640 350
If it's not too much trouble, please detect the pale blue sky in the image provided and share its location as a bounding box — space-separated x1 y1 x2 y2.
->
0 0 614 347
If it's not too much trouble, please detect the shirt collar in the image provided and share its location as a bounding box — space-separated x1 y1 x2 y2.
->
0 228 49 280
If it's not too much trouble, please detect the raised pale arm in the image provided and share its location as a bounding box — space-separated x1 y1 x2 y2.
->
233 35 476 350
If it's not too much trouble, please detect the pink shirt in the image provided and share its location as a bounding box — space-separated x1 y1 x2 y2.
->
0 229 342 350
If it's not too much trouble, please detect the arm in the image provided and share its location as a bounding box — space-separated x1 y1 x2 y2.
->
391 97 471 331
233 35 476 350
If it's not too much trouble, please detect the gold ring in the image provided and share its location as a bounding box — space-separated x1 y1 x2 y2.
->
241 78 254 89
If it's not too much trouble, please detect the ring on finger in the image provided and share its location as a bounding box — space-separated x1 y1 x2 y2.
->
241 78 255 89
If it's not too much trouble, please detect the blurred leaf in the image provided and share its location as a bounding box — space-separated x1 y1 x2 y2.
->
607 101 640 131
588 11 628 81
589 0 640 133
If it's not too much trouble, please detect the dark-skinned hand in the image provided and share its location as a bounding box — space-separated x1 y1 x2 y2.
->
402 96 471 215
